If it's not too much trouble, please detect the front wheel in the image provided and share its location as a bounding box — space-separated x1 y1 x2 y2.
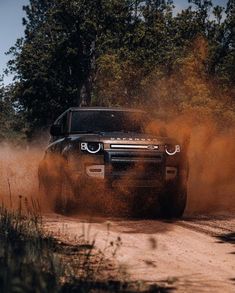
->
54 171 76 214
159 182 187 218
39 171 75 214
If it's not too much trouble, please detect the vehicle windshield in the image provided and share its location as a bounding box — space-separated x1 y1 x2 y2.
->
70 110 149 133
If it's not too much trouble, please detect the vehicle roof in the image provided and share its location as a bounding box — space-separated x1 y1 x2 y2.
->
68 107 146 113
54 107 147 124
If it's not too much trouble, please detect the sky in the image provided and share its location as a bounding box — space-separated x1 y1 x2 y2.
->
0 0 228 85
0 0 29 84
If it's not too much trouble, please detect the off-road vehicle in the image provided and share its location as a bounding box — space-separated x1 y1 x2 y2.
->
39 107 189 218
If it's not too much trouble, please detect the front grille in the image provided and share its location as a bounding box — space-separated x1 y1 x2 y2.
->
106 152 164 179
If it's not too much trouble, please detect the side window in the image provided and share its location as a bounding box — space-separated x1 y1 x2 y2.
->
61 114 67 133
55 113 68 134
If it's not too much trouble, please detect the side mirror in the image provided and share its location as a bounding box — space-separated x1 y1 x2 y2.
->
50 124 62 136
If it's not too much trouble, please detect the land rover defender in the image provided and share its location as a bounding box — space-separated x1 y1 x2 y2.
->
38 107 189 218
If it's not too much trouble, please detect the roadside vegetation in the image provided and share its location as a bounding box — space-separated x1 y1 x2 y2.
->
0 200 63 292
0 198 124 293
1 197 168 293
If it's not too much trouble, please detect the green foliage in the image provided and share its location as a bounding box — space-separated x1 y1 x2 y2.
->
0 204 62 292
4 0 235 137
0 80 27 143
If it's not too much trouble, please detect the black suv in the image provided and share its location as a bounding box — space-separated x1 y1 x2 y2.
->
39 107 189 218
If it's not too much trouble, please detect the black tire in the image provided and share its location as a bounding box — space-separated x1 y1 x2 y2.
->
53 178 66 214
131 188 159 218
160 157 189 219
39 169 75 214
38 172 62 212
159 182 187 218
54 171 76 214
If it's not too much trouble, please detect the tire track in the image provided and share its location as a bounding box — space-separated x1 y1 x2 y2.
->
174 217 235 237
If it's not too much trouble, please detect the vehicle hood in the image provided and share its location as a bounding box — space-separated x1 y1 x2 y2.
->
69 132 178 145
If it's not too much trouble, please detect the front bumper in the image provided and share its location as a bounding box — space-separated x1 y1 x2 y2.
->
80 150 178 188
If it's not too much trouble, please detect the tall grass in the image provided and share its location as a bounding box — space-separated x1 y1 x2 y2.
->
0 196 170 292
0 198 63 292
0 197 127 292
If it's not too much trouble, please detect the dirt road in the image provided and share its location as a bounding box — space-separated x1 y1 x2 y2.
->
44 213 235 292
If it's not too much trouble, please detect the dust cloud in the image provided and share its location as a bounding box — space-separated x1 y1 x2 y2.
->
151 117 235 214
0 120 234 216
0 144 42 210
187 124 235 214
143 36 235 214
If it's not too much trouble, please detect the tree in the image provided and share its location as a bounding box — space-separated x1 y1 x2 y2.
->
6 0 235 137
7 0 143 134
0 78 27 142
7 0 99 133
219 0 235 89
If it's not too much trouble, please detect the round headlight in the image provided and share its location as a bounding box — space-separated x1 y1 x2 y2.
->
81 142 102 154
87 142 101 154
165 144 180 156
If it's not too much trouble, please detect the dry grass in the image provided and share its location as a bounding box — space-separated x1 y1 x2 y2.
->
0 197 149 293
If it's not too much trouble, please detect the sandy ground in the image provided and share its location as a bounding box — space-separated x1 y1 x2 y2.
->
44 213 235 293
